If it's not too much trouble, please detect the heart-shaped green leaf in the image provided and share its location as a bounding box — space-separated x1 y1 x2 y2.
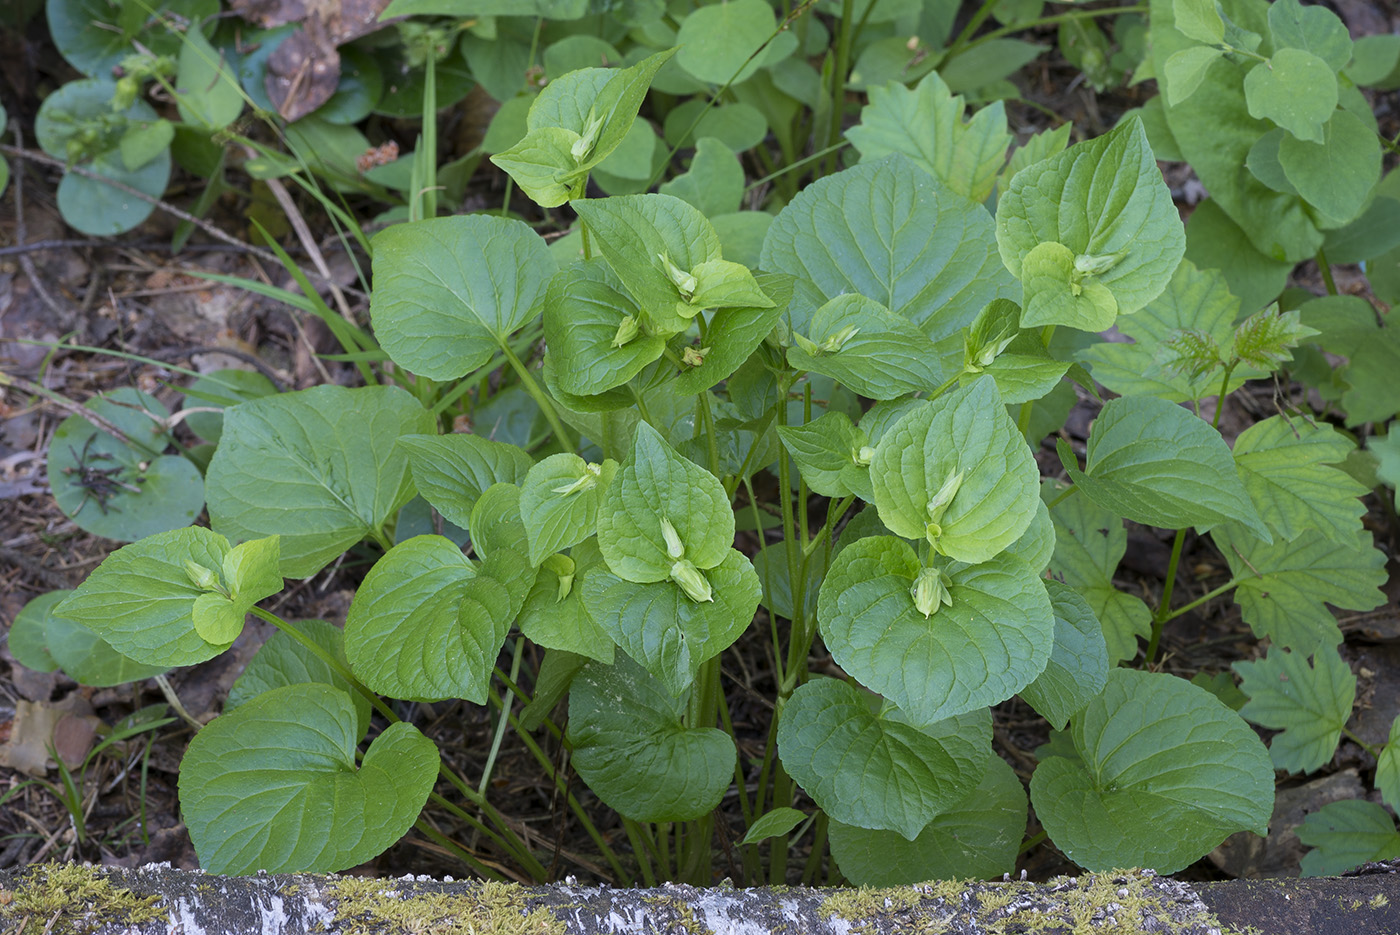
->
179 683 437 874
818 536 1054 727
519 454 618 566
1030 668 1273 873
227 619 371 740
542 258 666 397
827 754 1027 884
398 433 533 532
1018 580 1109 730
369 215 558 380
870 377 1041 564
787 294 947 398
568 654 735 822
777 677 990 840
518 539 615 664
777 411 874 501
57 528 281 668
208 385 435 578
1277 110 1382 227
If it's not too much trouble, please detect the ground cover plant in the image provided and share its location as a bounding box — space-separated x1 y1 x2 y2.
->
2 0 1399 891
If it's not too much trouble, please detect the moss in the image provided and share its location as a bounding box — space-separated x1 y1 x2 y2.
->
640 892 714 934
0 862 166 935
1370 892 1390 909
322 877 565 935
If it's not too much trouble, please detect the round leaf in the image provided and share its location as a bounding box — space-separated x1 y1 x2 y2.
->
227 619 371 740
179 683 437 874
675 0 775 85
47 0 218 76
1242 49 1336 144
8 591 67 673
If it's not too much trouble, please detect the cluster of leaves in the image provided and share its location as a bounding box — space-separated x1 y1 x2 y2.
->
12 0 1400 889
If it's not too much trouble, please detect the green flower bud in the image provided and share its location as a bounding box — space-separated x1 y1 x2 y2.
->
611 315 641 348
551 462 602 496
541 554 576 601
1074 250 1126 276
670 559 713 603
925 469 964 546
660 517 685 560
910 567 952 619
659 253 697 299
792 332 821 356
819 324 860 354
571 113 604 163
184 560 221 592
852 445 875 468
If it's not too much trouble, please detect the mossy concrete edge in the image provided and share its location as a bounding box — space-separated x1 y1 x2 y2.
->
0 861 1396 934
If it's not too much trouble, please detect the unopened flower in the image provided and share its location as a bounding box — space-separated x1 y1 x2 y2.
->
670 559 713 603
660 517 685 559
910 567 952 618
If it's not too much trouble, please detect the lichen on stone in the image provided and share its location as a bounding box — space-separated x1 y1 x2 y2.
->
321 876 565 935
0 862 166 935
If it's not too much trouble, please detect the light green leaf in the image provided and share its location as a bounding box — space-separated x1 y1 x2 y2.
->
344 533 534 703
568 654 734 822
827 754 1027 884
518 539 614 664
595 421 732 583
1172 0 1224 43
1001 123 1071 193
658 137 744 218
7 591 63 673
761 155 1015 363
398 433 533 532
669 272 793 396
581 549 760 696
175 27 243 129
1020 241 1119 332
818 536 1054 727
179 683 437 874
1373 431 1400 511
787 294 947 399
1242 50 1336 144
1061 394 1270 539
1078 260 1250 402
778 677 990 839
1019 580 1109 730
1004 497 1055 572
1031 668 1273 873
776 411 873 501
191 535 283 645
1233 414 1366 543
488 127 583 207
996 115 1185 318
57 527 279 668
12 590 167 687
1296 801 1400 876
1213 524 1387 653
1163 46 1224 105
182 369 278 443
689 258 774 311
571 194 721 333
675 0 774 85
119 118 174 172
741 807 808 846
871 378 1040 564
1233 646 1354 774
980 337 1071 406
369 215 557 380
1182 199 1292 314
226 619 370 739
1277 110 1382 227
519 454 618 566
1268 0 1352 72
207 385 434 578
1043 479 1152 663
1377 718 1400 814
848 72 1012 203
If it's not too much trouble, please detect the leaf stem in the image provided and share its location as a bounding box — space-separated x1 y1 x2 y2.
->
1018 829 1048 855
1342 726 1382 758
958 5 1148 56
1045 483 1077 509
1316 246 1339 296
825 0 856 177
744 140 851 193
1162 577 1244 623
413 818 506 881
945 0 1000 58
622 819 658 887
1144 527 1187 665
499 342 575 452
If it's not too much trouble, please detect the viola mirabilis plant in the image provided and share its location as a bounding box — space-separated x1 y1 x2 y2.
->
34 47 1396 886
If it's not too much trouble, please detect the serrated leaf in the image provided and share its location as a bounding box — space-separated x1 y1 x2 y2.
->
1213 524 1387 653
594 421 733 583
741 807 807 846
568 654 734 822
1043 480 1152 664
761 155 1015 367
1376 718 1400 813
227 619 370 739
1296 800 1400 876
827 754 1027 884
1233 645 1354 774
1078 260 1250 402
777 677 991 840
776 411 873 501
871 378 1040 564
179 683 437 874
57 527 280 668
996 115 1185 319
207 385 434 578
1019 580 1109 730
818 537 1054 727
1061 395 1270 539
1232 415 1366 543
519 455 617 566
581 549 760 696
848 72 1012 203
1030 668 1273 873
369 215 558 380
399 433 534 532
344 534 534 703
787 294 947 398
1243 50 1336 144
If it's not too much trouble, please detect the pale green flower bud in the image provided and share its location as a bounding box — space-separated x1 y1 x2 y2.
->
1074 250 1126 276
552 462 602 496
541 554 576 601
910 567 952 619
792 333 821 356
612 315 641 348
571 113 604 162
660 517 686 560
819 324 860 354
925 469 964 545
852 446 875 468
185 560 220 592
670 559 713 603
659 253 697 299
